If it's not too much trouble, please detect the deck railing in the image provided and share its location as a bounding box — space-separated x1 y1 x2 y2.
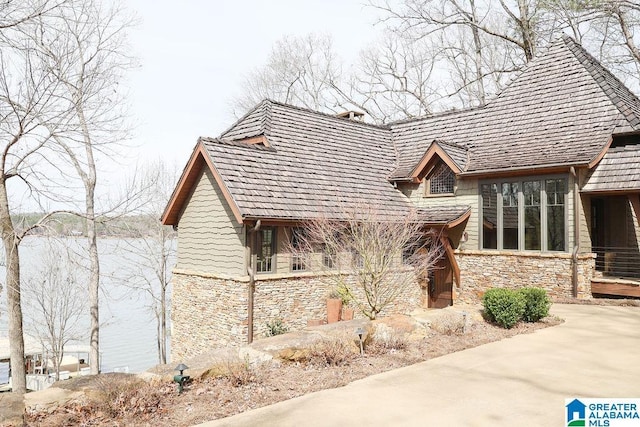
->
592 246 640 279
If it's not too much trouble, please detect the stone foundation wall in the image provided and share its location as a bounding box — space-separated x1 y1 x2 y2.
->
171 270 422 361
170 272 246 362
454 251 595 304
253 272 422 337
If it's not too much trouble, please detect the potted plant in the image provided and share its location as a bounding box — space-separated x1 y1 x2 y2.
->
337 285 354 321
326 290 342 323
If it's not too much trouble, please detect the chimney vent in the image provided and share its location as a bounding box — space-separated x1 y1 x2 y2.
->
336 110 365 121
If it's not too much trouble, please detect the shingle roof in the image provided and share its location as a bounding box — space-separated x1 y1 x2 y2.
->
582 141 640 193
164 37 640 225
202 101 418 221
390 36 640 178
417 206 471 225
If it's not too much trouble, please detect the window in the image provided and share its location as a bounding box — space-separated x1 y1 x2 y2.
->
290 227 306 272
480 177 567 252
322 244 335 269
546 179 566 251
481 183 498 249
256 227 276 273
426 162 455 195
523 181 541 250
502 182 519 250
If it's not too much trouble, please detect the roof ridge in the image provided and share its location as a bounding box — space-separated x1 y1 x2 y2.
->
387 104 484 127
263 98 391 130
561 35 640 129
434 139 468 151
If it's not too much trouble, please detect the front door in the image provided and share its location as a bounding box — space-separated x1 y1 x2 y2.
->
428 256 453 308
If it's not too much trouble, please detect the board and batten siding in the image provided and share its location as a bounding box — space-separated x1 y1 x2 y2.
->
399 178 479 250
177 167 245 276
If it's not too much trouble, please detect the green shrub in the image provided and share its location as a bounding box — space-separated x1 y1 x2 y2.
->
265 318 289 337
482 288 525 329
519 287 551 322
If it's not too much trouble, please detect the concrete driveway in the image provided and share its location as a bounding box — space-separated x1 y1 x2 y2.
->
201 304 640 427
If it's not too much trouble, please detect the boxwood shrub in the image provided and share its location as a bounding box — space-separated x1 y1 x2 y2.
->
518 287 551 322
482 288 525 329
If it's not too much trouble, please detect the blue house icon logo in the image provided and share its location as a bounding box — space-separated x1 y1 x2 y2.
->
566 399 586 426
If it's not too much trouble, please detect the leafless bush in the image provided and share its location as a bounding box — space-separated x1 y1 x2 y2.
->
368 331 409 354
202 358 263 387
430 311 467 335
90 374 172 418
306 336 357 367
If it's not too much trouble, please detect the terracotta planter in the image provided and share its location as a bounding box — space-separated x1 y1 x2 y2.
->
326 298 342 323
341 307 354 321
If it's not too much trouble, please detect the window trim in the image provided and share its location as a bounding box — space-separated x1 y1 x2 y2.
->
479 175 569 253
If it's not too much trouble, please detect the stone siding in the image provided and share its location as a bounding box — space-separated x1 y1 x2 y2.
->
454 251 595 304
171 270 422 361
171 272 245 362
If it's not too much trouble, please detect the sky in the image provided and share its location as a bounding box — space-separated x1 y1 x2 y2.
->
126 0 385 171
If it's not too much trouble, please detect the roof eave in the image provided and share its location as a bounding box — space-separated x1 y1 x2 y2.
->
459 162 589 179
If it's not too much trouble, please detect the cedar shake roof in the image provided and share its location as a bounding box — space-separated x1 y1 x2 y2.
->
582 140 640 193
390 36 640 178
417 206 471 226
162 36 640 225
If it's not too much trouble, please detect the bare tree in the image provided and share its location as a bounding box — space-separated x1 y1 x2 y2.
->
23 239 87 381
23 0 135 374
119 160 177 364
0 17 68 393
291 205 443 320
231 33 345 116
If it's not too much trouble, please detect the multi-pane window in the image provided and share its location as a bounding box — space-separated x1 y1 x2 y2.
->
322 244 335 269
546 179 566 251
502 182 519 250
481 183 498 249
256 227 275 273
428 163 455 195
290 227 306 272
523 181 541 250
481 177 567 252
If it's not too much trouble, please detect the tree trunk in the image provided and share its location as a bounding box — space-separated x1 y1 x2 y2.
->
517 0 535 61
469 0 486 106
0 181 26 393
87 187 100 374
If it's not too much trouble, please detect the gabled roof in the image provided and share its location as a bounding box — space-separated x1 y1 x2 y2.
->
400 139 468 181
391 36 640 178
163 37 640 225
162 101 473 225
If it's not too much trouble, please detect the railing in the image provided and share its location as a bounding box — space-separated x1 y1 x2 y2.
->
592 246 640 279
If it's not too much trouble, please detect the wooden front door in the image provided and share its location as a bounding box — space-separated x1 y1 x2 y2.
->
428 257 453 308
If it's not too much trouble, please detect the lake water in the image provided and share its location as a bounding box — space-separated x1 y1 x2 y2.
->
0 236 175 381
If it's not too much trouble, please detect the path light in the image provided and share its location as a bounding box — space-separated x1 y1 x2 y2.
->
355 327 364 355
173 363 190 394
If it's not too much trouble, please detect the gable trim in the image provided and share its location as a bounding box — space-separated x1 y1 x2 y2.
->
409 141 462 182
161 141 244 225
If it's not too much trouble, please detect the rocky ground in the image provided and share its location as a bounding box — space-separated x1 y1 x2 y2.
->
0 305 569 427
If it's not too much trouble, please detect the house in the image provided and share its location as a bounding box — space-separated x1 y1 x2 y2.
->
162 36 640 360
